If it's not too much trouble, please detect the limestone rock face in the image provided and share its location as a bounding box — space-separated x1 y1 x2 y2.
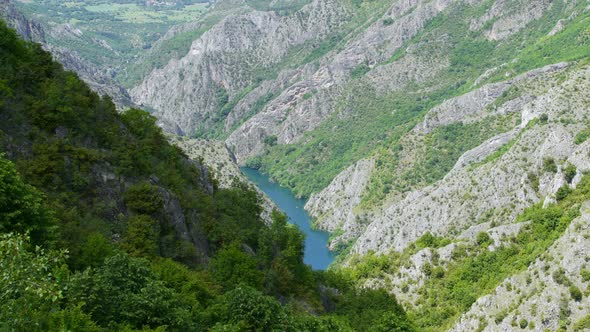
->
131 0 351 136
0 0 45 42
305 159 375 250
450 202 590 332
351 63 590 255
225 0 456 163
469 0 554 41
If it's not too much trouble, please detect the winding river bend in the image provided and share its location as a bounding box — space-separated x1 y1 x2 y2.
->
241 168 335 270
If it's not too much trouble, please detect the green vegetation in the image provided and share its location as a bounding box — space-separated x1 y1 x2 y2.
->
0 22 414 331
14 0 213 88
575 124 590 145
345 173 590 331
574 314 590 331
245 0 311 15
253 0 590 208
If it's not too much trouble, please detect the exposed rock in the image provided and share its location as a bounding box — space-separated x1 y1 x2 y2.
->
470 0 553 41
450 202 590 332
305 159 374 250
0 0 45 42
168 136 277 224
131 0 351 137
351 63 590 256
226 0 456 163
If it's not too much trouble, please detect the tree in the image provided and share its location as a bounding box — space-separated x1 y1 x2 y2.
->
123 182 163 215
209 244 263 290
74 232 115 269
0 154 55 244
206 286 289 331
0 233 66 330
564 163 577 184
122 215 160 257
68 253 194 330
476 232 492 247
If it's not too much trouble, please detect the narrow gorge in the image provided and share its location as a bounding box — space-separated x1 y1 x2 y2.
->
2 0 590 330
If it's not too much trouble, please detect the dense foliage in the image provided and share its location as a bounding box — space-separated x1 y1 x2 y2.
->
0 22 414 331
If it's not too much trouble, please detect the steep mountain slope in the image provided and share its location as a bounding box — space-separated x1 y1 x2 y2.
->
131 0 353 135
0 0 133 108
8 0 590 330
0 21 415 331
130 0 588 210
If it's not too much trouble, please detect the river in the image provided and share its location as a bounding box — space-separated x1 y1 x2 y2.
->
241 168 335 270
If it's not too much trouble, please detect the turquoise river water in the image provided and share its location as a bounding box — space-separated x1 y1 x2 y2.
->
241 168 335 270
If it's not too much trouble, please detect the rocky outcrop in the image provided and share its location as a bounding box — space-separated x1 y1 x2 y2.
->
450 202 590 332
0 0 44 42
470 0 553 41
350 63 590 255
305 159 374 250
168 136 277 224
311 62 570 252
131 0 351 136
226 0 457 163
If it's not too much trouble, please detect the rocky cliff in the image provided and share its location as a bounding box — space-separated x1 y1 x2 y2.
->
450 202 590 331
131 0 351 136
168 135 278 224
0 0 44 42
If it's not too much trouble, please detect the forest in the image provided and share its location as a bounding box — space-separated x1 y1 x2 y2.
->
0 21 414 331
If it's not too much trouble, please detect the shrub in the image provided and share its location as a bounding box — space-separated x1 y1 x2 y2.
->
123 182 163 214
543 157 557 173
383 18 394 26
122 215 160 257
416 232 451 249
553 268 570 285
263 135 278 147
570 285 583 302
555 185 572 201
564 163 577 183
476 232 492 247
539 113 549 123
519 318 528 329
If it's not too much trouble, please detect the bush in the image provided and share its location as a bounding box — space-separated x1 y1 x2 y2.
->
476 232 492 247
123 182 163 214
564 163 577 183
539 113 549 123
122 215 160 257
263 135 278 147
553 268 570 285
0 155 55 245
575 128 590 144
383 18 394 26
416 232 451 249
555 185 572 201
519 318 528 329
570 285 583 302
543 157 557 173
